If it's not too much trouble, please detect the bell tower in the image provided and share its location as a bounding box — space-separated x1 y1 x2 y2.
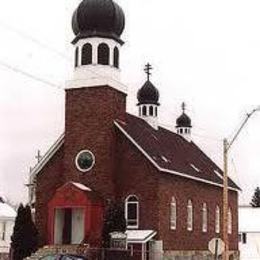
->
64 0 127 199
66 0 126 93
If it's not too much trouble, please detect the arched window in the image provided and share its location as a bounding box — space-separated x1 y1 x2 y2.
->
155 107 158 117
75 47 79 67
187 200 193 231
215 206 220 233
98 43 110 65
202 203 207 232
81 43 92 65
139 107 141 117
113 47 119 68
170 197 177 230
125 195 139 228
228 208 232 234
149 106 153 116
142 106 147 116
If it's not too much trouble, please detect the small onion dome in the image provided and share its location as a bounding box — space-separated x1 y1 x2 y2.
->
176 112 192 128
137 80 160 105
72 0 125 44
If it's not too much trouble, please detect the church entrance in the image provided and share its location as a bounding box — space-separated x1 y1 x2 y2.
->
48 182 103 246
54 208 84 245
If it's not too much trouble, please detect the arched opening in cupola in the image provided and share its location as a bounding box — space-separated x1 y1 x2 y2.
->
98 43 110 65
113 47 119 68
81 43 92 65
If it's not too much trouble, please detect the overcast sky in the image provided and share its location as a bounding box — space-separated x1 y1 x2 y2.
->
1 0 260 204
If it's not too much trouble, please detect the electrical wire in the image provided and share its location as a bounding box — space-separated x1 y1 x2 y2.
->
0 20 71 62
0 60 64 90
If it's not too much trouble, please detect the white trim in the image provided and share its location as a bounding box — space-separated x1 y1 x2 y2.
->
114 121 239 192
66 77 127 94
71 182 92 192
214 170 223 180
75 150 95 173
126 230 157 244
30 134 65 177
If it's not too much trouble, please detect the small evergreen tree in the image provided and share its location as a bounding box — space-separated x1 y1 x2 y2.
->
250 187 260 207
11 204 38 260
102 201 126 248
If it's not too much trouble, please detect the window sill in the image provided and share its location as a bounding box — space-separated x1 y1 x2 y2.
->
127 226 139 229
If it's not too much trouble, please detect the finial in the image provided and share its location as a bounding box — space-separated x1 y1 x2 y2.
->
35 150 42 163
182 102 186 113
144 63 153 81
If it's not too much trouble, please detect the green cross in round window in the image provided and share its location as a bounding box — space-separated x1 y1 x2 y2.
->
75 150 95 172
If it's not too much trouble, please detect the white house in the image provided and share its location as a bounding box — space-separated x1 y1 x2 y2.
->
239 205 260 260
0 197 16 255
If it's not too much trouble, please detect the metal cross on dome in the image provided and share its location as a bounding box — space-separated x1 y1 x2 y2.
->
35 150 42 163
144 63 153 81
182 102 186 113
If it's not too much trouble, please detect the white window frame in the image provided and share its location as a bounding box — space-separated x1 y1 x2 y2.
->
170 197 177 230
202 203 207 232
187 200 193 231
228 208 232 234
215 206 220 233
125 195 139 229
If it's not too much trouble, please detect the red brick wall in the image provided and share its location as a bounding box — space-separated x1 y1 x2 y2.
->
35 84 238 253
115 130 160 231
157 172 238 251
64 86 126 200
35 144 64 246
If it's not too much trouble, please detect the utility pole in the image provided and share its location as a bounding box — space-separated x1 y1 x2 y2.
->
222 107 260 260
223 138 229 260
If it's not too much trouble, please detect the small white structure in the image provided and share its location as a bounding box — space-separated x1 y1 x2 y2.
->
0 197 16 254
239 205 260 260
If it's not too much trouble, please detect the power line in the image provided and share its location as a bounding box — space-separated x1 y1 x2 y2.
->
0 20 71 62
0 60 64 90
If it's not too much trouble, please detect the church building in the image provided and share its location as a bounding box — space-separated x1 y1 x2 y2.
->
29 0 240 259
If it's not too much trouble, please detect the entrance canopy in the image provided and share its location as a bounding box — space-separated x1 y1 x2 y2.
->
48 182 103 246
126 230 157 244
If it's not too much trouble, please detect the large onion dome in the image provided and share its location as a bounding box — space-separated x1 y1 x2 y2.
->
137 80 160 105
176 103 192 127
72 0 125 44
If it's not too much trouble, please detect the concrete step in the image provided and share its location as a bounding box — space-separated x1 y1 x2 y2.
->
25 244 89 259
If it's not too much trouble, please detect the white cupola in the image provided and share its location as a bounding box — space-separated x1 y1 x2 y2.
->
66 0 126 93
137 64 160 130
176 102 192 141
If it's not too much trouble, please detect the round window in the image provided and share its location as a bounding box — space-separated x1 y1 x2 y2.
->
75 150 95 173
